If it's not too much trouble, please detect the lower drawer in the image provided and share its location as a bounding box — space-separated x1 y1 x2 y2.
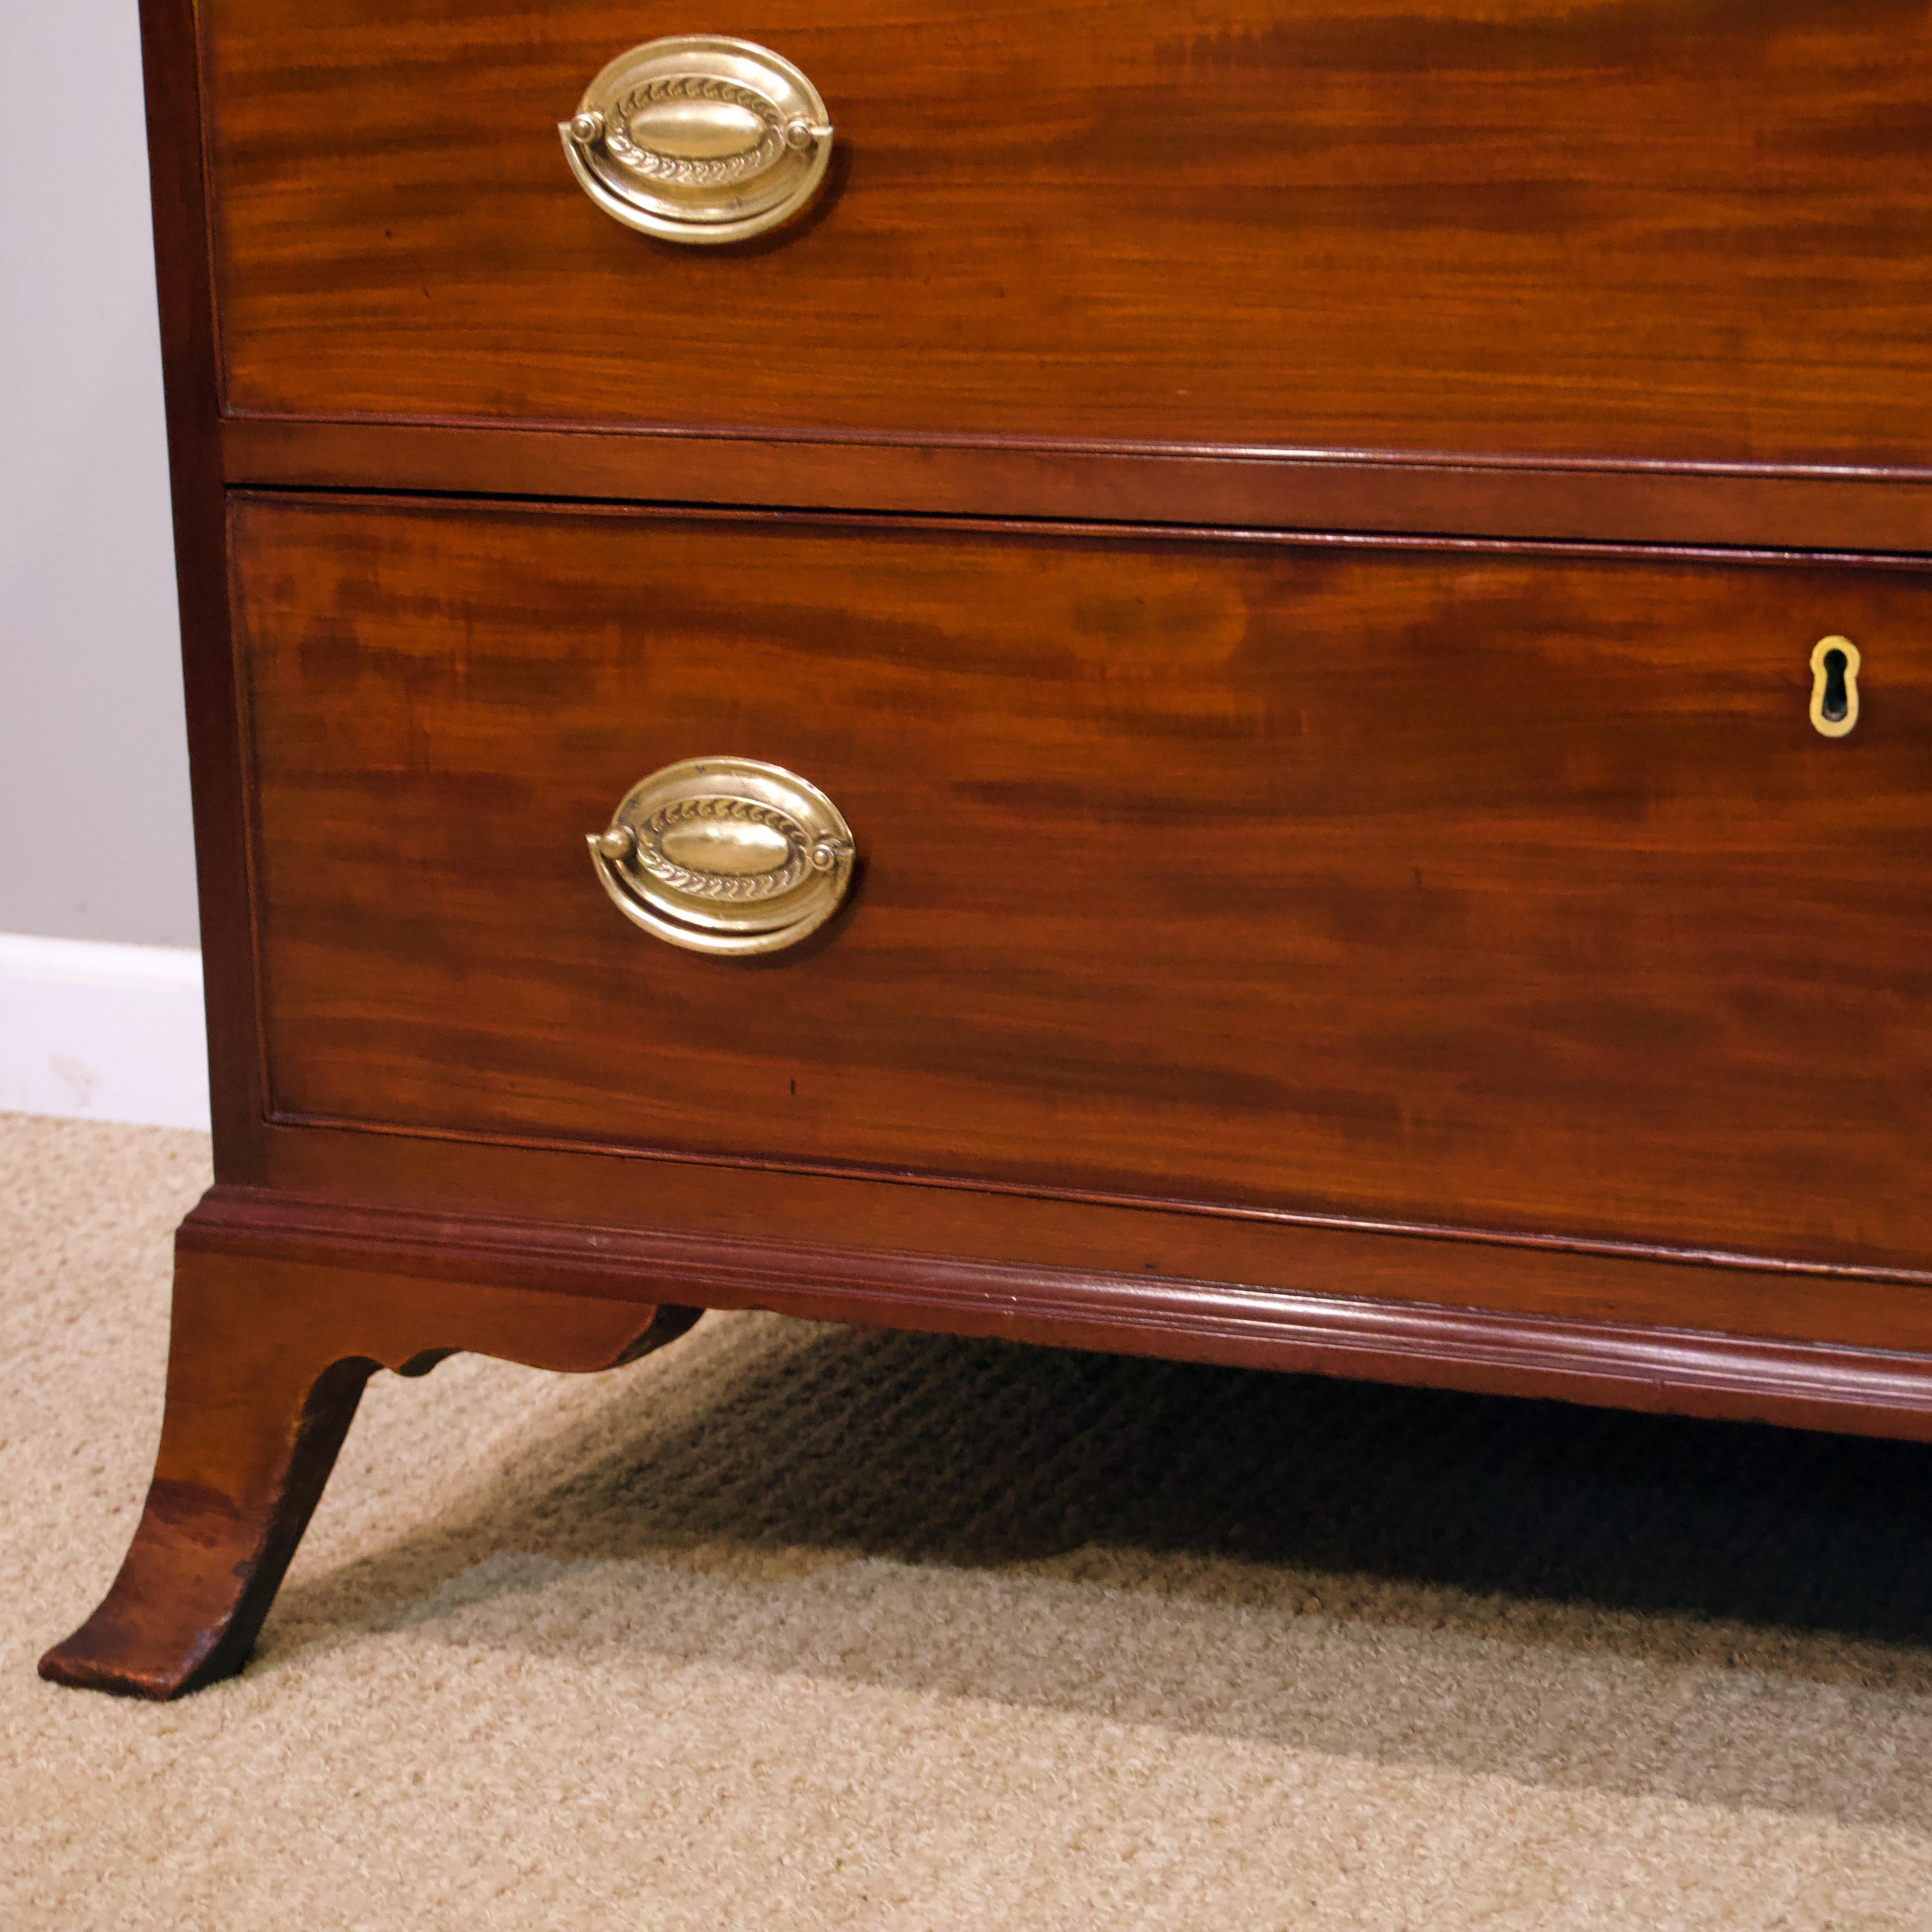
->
233 497 1932 1276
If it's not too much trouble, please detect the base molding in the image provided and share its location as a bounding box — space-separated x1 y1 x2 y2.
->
49 1180 1932 1699
186 1186 1932 1443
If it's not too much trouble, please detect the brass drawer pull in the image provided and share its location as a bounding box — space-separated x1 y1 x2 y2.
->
560 36 833 245
588 757 855 954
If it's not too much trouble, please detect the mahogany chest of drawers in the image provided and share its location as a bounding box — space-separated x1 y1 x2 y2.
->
45 0 1932 1697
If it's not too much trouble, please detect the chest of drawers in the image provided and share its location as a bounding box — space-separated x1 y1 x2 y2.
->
44 0 1932 1697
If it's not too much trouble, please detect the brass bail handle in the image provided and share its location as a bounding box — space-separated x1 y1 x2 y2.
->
587 757 857 956
560 36 834 244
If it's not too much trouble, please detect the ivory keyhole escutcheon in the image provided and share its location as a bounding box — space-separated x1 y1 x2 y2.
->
1809 636 1861 739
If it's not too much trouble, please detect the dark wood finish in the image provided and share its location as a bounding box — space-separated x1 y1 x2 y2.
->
54 0 1931 1696
138 0 268 1178
256 1121 1932 1359
38 1224 697 1699
44 1170 1932 1703
224 417 1932 556
234 495 1932 1275
171 1185 1932 1444
204 0 1932 469
253 1121 1932 1360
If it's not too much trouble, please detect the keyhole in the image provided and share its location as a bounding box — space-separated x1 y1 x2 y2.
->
1819 649 1849 722
1808 635 1861 739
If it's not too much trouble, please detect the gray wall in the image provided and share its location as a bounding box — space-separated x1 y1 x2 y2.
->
1 1 198 948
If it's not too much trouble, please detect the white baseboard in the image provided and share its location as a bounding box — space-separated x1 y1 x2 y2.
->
0 934 211 1132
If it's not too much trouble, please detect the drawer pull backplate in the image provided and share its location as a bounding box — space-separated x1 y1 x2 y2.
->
560 37 833 244
588 757 855 954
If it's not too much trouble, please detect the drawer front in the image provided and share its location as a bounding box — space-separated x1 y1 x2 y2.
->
206 0 1932 467
235 497 1932 1274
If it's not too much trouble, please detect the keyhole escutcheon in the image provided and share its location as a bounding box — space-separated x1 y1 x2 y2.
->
1809 635 1861 739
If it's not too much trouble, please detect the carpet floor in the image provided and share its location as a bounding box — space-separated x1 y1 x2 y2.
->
6 1113 1932 1929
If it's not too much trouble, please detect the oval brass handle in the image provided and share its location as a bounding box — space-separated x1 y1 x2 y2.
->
560 36 833 245
587 757 855 955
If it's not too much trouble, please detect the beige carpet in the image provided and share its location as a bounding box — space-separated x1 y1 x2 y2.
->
7 1116 1932 1929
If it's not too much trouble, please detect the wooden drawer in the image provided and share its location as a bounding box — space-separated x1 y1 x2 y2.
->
203 0 1932 467
234 495 1932 1276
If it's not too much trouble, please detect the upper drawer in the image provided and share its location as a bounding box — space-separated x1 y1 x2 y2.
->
202 0 1932 467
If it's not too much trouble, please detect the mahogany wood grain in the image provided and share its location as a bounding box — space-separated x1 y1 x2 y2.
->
222 417 1932 555
71 0 1932 1703
46 1171 1932 1701
177 1184 1932 1446
201 0 1932 470
231 495 1932 1276
38 1234 698 1699
138 0 268 1178
248 1119 1932 1362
